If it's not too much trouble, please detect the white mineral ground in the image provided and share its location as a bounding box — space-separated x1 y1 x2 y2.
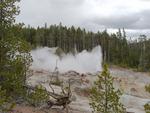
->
13 66 150 113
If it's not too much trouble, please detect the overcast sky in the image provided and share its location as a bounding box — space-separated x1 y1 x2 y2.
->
16 0 150 37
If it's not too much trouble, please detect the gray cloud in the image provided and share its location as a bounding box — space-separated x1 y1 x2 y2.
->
16 0 150 36
140 0 150 2
49 0 85 6
133 10 150 29
90 10 150 29
17 0 86 27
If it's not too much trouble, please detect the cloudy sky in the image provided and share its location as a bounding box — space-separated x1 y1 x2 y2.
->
16 0 150 37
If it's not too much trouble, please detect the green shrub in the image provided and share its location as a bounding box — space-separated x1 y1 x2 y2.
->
144 103 150 113
26 85 49 107
0 86 15 113
144 84 150 113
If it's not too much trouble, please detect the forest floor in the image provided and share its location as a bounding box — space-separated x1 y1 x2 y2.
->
12 66 150 113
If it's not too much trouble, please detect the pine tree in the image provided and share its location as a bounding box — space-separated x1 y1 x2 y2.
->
89 64 125 113
144 84 150 113
138 35 147 71
0 0 20 39
0 0 32 102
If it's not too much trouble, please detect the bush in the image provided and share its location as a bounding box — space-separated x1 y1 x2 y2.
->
144 84 150 113
26 85 49 107
0 86 15 113
144 103 150 113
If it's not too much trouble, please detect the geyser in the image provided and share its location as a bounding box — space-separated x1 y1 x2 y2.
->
30 46 102 73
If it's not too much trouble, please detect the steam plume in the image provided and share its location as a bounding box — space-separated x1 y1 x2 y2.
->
30 46 102 73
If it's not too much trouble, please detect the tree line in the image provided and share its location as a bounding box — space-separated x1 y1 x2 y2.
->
13 23 150 71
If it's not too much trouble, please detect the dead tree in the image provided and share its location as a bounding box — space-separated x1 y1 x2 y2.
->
47 79 72 109
25 63 72 112
25 78 72 111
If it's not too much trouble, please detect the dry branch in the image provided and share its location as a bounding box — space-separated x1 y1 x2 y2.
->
24 78 72 109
